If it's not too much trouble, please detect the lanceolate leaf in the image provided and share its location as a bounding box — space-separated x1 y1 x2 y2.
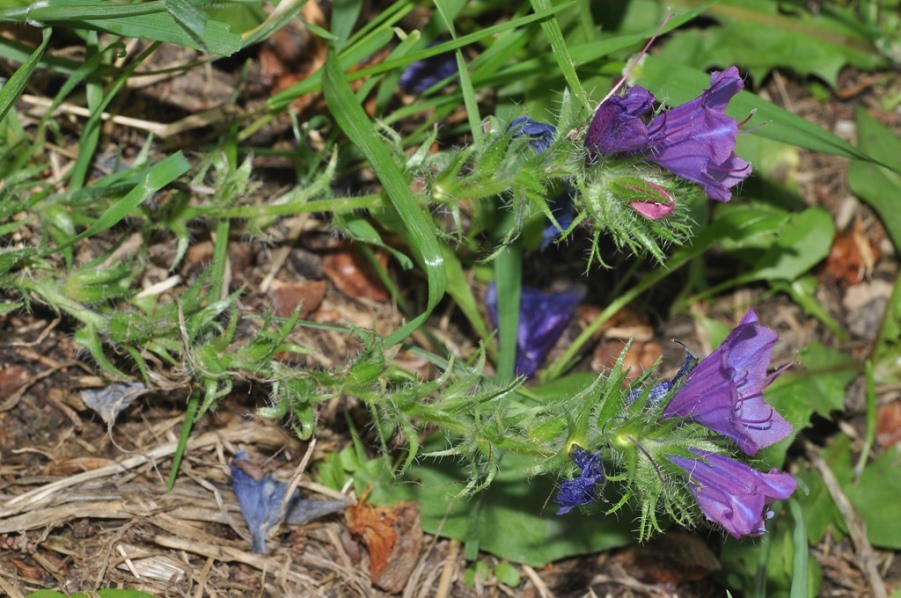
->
323 46 446 347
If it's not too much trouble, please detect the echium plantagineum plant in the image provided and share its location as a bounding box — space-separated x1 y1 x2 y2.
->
394 55 793 540
552 310 796 540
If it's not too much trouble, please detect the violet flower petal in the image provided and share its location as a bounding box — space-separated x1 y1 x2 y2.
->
486 283 586 378
541 187 576 250
556 446 606 515
584 86 655 159
509 116 557 155
669 449 796 538
645 67 751 201
231 452 350 554
398 50 458 94
663 309 793 456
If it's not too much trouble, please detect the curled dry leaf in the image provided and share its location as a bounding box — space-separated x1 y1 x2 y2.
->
346 500 422 593
824 218 881 286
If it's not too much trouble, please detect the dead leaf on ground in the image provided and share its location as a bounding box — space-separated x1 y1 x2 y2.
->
876 401 901 448
823 218 881 286
346 499 422 593
267 279 327 319
321 244 390 303
592 339 662 383
0 365 29 396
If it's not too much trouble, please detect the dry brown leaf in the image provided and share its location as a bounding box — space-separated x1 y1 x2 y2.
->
824 218 881 286
0 365 29 396
876 401 901 448
268 279 327 319
346 499 422 593
321 244 390 303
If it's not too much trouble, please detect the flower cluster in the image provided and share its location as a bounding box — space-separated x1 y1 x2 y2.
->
585 66 752 203
555 310 796 539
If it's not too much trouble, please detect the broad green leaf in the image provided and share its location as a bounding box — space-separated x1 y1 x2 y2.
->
847 106 901 252
742 207 834 282
323 46 446 347
762 343 857 466
843 447 901 549
819 435 901 550
663 0 886 86
355 444 635 567
636 56 885 166
166 0 208 51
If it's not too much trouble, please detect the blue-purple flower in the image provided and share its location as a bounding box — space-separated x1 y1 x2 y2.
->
556 445 606 515
585 67 751 202
668 449 796 538
662 310 792 456
231 452 350 553
486 283 585 378
627 348 695 406
541 186 576 250
398 49 458 94
508 116 557 155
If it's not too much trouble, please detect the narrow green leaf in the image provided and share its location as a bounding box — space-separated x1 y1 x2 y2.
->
0 27 50 123
788 498 809 598
50 152 191 255
331 0 363 52
166 0 208 51
322 46 446 347
269 3 573 110
529 0 588 109
494 245 522 383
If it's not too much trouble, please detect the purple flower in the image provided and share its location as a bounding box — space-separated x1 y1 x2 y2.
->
669 449 796 538
398 50 458 94
231 452 350 553
585 67 751 202
662 310 793 456
508 116 557 154
556 446 606 515
541 186 576 250
486 283 585 378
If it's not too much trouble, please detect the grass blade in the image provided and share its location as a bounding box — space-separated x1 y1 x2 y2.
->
322 45 446 347
0 28 51 123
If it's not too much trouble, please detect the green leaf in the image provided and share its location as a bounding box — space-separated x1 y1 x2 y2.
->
10 0 241 55
660 0 885 86
49 152 190 256
322 46 446 347
847 105 901 252
0 28 50 123
844 447 901 549
355 443 635 567
636 56 885 166
330 0 363 52
166 0 208 51
762 343 857 466
741 207 834 282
